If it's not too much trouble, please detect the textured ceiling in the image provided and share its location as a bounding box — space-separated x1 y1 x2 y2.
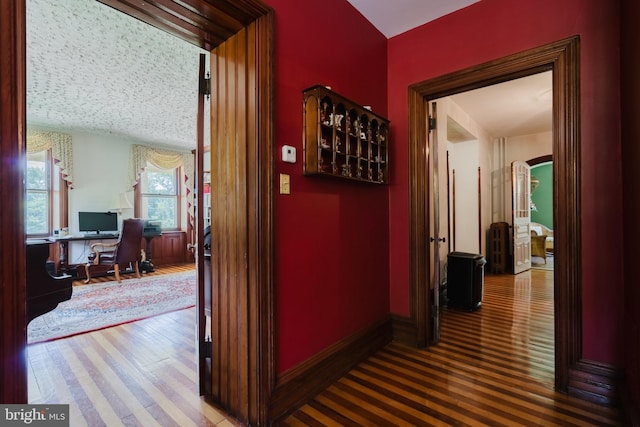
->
27 0 208 149
26 0 549 151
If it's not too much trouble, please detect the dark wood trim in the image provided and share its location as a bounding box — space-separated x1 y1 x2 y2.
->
1 1 275 424
0 0 28 404
391 314 419 346
269 317 392 423
407 37 585 396
60 170 69 229
621 378 640 427
96 0 268 51
408 85 430 348
254 12 276 425
206 11 275 425
527 154 553 166
568 360 622 406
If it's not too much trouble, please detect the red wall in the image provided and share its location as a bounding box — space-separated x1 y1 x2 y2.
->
388 0 623 364
267 0 390 373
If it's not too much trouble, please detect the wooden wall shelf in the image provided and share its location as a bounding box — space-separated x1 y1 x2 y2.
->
303 85 389 184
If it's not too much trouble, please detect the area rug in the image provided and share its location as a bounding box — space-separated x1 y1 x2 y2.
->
28 270 196 344
532 253 554 271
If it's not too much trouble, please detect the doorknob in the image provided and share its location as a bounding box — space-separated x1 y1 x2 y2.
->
430 237 446 242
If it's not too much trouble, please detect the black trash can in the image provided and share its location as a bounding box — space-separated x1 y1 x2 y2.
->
447 251 486 311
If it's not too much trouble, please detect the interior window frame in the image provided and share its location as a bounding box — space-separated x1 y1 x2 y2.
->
135 164 182 231
25 149 59 238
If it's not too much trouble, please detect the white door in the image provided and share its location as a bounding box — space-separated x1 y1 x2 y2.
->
512 160 531 274
428 101 447 343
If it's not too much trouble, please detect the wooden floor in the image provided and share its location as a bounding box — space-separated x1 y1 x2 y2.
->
282 269 620 426
28 267 621 426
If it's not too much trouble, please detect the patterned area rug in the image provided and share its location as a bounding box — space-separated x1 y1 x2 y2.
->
28 270 196 344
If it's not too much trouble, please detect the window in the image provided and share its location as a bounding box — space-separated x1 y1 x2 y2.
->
25 131 72 237
26 150 58 236
140 164 180 229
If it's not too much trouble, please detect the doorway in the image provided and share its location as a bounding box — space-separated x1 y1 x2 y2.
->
429 72 554 374
1 1 275 424
24 0 202 400
408 36 581 392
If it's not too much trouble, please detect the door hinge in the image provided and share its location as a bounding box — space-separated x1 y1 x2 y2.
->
428 116 436 131
431 305 439 318
200 337 212 359
200 73 211 98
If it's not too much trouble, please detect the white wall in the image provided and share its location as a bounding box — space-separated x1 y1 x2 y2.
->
64 131 138 263
69 131 135 231
505 131 552 164
450 139 481 253
437 97 492 257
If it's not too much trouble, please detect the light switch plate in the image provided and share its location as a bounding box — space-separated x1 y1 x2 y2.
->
282 145 296 163
279 173 291 194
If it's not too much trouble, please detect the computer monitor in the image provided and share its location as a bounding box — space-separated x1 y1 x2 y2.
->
78 211 118 234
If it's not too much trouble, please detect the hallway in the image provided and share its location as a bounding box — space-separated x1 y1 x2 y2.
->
282 270 620 426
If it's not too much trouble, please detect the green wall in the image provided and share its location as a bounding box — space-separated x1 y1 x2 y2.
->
531 163 553 229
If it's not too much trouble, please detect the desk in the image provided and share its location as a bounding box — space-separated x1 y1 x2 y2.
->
49 233 160 276
49 234 118 273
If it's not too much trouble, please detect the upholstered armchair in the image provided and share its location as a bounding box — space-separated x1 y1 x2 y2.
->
84 218 145 283
530 231 548 264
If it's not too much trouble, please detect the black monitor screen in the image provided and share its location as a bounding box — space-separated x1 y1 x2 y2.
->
78 211 118 233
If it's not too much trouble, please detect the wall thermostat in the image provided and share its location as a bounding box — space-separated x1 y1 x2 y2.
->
282 145 296 163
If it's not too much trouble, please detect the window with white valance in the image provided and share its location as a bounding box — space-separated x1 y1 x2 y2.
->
130 145 194 225
25 130 73 236
27 130 74 187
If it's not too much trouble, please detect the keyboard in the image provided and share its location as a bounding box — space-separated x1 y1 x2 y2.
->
83 233 118 238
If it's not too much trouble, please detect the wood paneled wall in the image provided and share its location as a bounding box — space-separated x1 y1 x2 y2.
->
143 232 189 266
207 13 274 425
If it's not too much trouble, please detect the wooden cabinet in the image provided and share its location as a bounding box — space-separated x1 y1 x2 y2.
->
303 85 389 184
144 231 188 266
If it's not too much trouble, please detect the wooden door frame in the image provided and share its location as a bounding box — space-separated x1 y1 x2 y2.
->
0 1 275 423
0 0 28 404
408 37 580 392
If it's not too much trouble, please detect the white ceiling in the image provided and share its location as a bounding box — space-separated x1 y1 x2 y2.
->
346 0 481 38
26 0 551 150
449 71 552 138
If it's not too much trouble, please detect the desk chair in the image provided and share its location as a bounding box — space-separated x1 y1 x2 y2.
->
84 218 144 283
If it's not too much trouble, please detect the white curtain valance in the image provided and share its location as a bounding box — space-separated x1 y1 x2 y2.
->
26 130 74 187
130 144 195 219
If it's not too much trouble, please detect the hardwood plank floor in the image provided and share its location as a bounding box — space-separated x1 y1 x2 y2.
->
28 267 621 426
281 270 621 426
